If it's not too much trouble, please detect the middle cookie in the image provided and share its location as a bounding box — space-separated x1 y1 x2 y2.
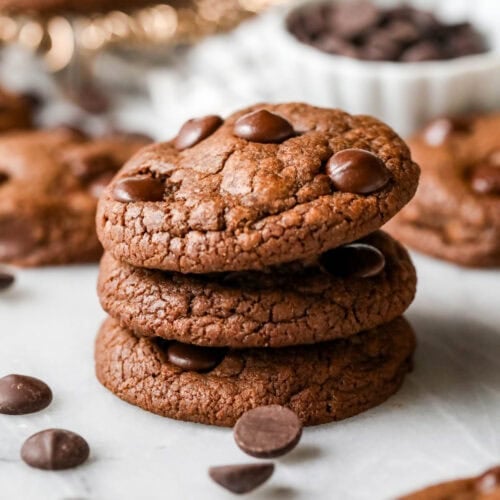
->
98 231 416 348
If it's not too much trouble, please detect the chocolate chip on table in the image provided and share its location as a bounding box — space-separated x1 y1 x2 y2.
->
476 466 500 493
0 374 51 414
112 176 165 202
470 164 500 195
0 271 14 291
234 405 302 459
167 342 226 372
174 115 223 150
326 149 390 194
21 429 89 470
320 243 386 278
233 110 295 143
209 463 274 494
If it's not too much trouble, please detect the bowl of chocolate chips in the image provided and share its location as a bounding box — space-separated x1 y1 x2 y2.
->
275 0 500 135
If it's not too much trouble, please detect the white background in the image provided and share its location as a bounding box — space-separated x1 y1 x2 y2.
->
1 253 499 500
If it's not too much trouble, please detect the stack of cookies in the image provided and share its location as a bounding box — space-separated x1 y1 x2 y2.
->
95 103 420 426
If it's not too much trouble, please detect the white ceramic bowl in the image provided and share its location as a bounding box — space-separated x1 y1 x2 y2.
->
273 0 500 135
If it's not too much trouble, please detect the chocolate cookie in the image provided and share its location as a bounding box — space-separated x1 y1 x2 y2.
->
0 0 158 14
97 231 416 348
0 128 150 266
96 103 419 273
387 114 500 267
0 87 33 132
95 316 415 427
400 465 500 499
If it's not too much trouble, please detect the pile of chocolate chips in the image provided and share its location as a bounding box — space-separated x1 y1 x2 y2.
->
287 0 487 62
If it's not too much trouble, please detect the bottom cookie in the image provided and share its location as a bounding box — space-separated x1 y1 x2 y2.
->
95 316 415 427
399 465 500 499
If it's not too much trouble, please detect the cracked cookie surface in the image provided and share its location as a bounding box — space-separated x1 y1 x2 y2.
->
95 316 415 427
387 113 500 267
98 231 416 348
97 102 419 273
0 128 150 266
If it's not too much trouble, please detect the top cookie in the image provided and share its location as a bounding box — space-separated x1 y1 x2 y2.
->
97 103 419 273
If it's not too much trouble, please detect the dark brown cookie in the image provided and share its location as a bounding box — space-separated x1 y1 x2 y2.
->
0 128 150 266
387 113 500 267
96 102 419 273
95 316 415 427
0 87 33 133
400 465 500 499
97 231 416 348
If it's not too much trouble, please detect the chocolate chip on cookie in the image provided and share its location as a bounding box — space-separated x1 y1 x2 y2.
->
233 109 295 143
166 342 226 372
175 115 223 150
112 176 165 202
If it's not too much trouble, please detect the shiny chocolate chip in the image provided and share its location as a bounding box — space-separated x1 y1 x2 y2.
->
174 115 223 150
233 110 295 143
234 405 302 458
320 243 386 278
470 164 500 195
167 342 226 372
112 176 165 202
0 374 52 415
21 429 89 470
326 149 390 194
209 463 274 494
0 271 14 290
423 117 472 146
476 466 500 493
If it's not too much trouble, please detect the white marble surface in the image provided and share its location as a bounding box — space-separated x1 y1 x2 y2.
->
0 253 499 500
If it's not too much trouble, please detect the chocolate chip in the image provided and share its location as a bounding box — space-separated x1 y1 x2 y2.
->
400 40 444 62
209 463 274 494
0 271 14 290
112 176 165 202
70 154 116 181
326 149 390 194
234 110 295 143
21 429 89 470
362 30 402 61
330 0 381 39
0 172 9 185
234 405 302 459
320 243 386 278
476 466 500 493
69 84 110 115
167 342 226 372
470 164 500 195
174 115 223 150
0 374 52 415
423 116 472 146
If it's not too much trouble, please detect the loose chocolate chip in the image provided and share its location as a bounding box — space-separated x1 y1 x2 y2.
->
476 466 500 493
167 342 226 372
0 271 14 290
320 243 386 278
112 176 165 202
0 374 52 414
209 463 274 494
234 405 302 459
423 116 472 146
326 149 390 194
330 0 381 39
174 115 223 150
21 429 89 470
400 40 444 62
233 110 295 143
470 164 500 195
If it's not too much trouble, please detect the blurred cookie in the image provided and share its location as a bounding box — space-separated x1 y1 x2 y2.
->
0 128 150 266
387 114 500 267
0 0 157 14
400 465 500 499
95 316 415 427
0 87 33 132
97 102 419 273
98 231 417 348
